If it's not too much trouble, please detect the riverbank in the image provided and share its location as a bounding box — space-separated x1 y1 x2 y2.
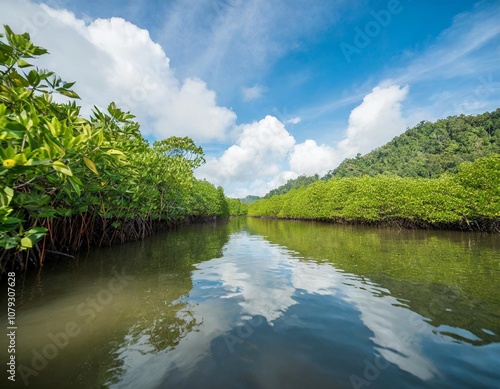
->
1 214 234 274
0 26 247 274
248 154 500 233
249 215 499 233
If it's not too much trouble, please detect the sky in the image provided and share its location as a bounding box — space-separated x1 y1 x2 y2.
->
1 0 499 197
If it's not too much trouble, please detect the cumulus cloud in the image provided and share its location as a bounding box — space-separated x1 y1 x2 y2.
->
338 85 409 156
1 0 411 198
196 115 339 196
197 116 295 187
198 84 409 197
161 78 236 141
289 140 339 176
242 85 264 101
0 0 236 142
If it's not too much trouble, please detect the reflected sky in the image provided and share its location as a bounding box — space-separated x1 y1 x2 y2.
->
108 228 500 388
3 219 499 389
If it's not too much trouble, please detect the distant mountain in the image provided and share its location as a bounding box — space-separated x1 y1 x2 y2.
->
324 109 500 179
240 195 261 204
263 174 320 198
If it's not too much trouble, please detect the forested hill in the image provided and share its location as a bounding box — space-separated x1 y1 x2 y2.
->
242 175 320 202
325 109 500 179
264 174 320 198
240 195 261 204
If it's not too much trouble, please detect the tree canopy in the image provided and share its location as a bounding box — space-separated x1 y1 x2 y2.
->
325 110 500 179
0 25 245 271
249 155 500 231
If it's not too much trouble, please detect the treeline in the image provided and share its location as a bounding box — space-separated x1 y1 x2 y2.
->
240 195 261 204
249 155 500 231
0 26 245 271
227 198 248 215
254 109 500 201
326 110 500 179
263 174 319 198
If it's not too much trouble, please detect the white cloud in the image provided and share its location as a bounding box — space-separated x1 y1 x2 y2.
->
196 118 340 196
289 140 338 176
286 116 302 125
196 114 340 196
197 116 295 189
198 84 409 197
338 85 409 156
241 85 264 101
0 0 236 142
161 78 236 141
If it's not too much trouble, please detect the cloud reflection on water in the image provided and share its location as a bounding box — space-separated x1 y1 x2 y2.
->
111 230 440 387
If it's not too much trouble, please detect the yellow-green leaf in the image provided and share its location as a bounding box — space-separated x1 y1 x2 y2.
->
24 158 51 166
17 59 33 68
83 156 98 175
21 237 32 249
0 186 14 207
105 149 125 157
13 153 28 165
52 161 73 176
59 89 81 99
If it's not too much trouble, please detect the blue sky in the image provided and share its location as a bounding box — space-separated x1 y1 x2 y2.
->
2 0 499 196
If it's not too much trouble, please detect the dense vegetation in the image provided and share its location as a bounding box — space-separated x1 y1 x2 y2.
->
240 195 261 204
253 110 500 201
326 110 500 179
263 174 319 198
251 107 500 227
0 26 244 271
227 198 248 215
249 155 500 231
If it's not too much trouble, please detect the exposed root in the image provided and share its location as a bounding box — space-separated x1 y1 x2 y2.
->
0 214 223 276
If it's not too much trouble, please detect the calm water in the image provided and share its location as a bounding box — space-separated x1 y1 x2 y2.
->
1 218 500 388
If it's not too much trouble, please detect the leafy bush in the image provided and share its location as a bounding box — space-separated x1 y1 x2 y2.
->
0 26 231 269
249 155 500 230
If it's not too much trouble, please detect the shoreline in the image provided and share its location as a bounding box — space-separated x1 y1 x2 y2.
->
0 215 229 275
248 215 500 233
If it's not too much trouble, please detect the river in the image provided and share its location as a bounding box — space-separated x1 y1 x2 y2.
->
2 218 500 388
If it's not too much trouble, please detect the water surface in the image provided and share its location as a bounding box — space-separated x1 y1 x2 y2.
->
2 218 499 388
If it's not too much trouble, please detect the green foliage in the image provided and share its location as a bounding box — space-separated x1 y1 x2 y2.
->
240 195 261 204
263 174 319 198
0 26 230 260
227 198 248 215
455 154 500 218
325 111 500 179
256 110 500 219
249 155 500 229
182 180 229 218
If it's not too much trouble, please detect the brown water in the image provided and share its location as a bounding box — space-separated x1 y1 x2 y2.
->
1 218 500 388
